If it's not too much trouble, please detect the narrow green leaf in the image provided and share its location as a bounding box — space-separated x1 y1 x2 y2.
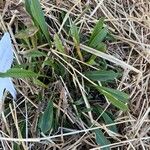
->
39 100 53 133
54 34 67 60
70 22 83 61
0 68 38 78
25 0 31 15
97 86 128 111
87 59 98 66
25 50 47 58
43 60 56 68
89 17 105 44
93 105 118 133
84 70 118 81
30 0 51 43
100 86 129 103
94 129 110 150
33 79 48 88
70 23 80 45
89 27 108 48
87 18 107 63
13 143 21 150
20 121 26 138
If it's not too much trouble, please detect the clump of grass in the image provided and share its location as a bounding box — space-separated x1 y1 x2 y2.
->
0 0 149 150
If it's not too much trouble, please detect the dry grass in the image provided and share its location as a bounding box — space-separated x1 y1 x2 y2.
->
0 0 150 149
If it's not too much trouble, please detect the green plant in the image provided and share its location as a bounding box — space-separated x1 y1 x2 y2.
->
2 1 129 149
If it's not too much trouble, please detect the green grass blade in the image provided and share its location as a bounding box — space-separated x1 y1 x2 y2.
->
54 34 67 60
25 50 47 58
70 23 80 45
100 86 129 103
89 27 108 48
25 0 31 15
70 23 83 61
54 34 65 53
93 105 118 133
89 17 105 44
13 143 21 150
30 0 51 44
38 100 53 134
0 68 38 78
94 129 110 150
84 70 119 81
98 87 128 111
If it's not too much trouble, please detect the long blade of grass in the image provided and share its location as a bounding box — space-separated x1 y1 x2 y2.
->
70 23 83 61
0 68 38 78
29 0 51 44
89 27 108 48
94 129 111 150
38 100 53 134
96 86 129 111
25 0 31 15
100 86 129 103
84 70 119 81
93 105 118 133
89 17 105 44
54 34 67 60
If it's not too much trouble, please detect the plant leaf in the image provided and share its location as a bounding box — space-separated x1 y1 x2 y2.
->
43 59 56 69
13 142 21 150
96 86 128 111
84 70 119 81
25 50 47 58
70 23 83 61
89 27 108 48
29 0 51 44
70 23 80 45
0 68 38 78
25 0 31 15
39 100 53 133
94 129 110 150
54 34 67 60
89 17 105 44
100 86 129 103
33 79 48 88
93 105 118 133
